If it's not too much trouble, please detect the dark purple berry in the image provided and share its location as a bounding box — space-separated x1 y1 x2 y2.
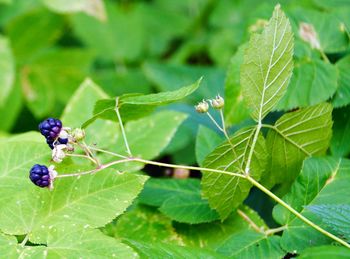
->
46 137 68 149
39 118 63 140
29 164 51 188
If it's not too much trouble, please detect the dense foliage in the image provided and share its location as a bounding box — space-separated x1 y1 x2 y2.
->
1 0 350 258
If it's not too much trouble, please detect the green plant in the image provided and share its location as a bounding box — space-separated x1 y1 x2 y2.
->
1 1 350 258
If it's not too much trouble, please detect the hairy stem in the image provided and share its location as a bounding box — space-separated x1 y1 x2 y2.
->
66 153 97 165
237 209 264 234
115 97 132 157
206 112 224 131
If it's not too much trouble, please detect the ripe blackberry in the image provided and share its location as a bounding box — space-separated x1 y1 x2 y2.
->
29 164 51 188
39 118 62 140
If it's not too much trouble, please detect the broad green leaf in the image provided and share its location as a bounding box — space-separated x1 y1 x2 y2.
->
0 35 14 105
224 44 250 125
333 55 350 108
195 125 222 166
0 233 21 258
202 127 267 219
82 79 200 127
5 8 64 61
273 157 339 225
299 245 350 259
276 60 338 110
307 204 350 240
241 5 293 121
262 103 333 188
216 231 285 258
109 205 182 244
125 239 223 259
0 133 148 243
61 78 118 149
280 157 350 252
71 1 144 62
112 111 187 160
143 62 225 101
139 178 220 224
158 179 220 224
289 8 348 53
42 0 106 21
22 49 93 118
28 229 137 258
331 106 350 157
175 205 267 249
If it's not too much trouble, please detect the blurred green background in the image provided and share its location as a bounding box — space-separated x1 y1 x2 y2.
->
1 0 350 165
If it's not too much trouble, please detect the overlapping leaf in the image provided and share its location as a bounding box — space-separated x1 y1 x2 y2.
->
82 78 200 127
241 5 293 121
262 103 333 188
278 157 350 252
201 127 267 220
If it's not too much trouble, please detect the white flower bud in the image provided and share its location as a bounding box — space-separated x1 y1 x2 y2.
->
210 95 225 109
52 144 67 163
72 128 85 142
195 100 209 113
48 165 58 190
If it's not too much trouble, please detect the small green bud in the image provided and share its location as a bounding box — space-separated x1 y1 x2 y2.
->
210 95 225 109
72 128 85 141
195 101 209 113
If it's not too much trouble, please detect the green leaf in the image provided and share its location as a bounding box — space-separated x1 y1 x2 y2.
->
158 179 220 224
273 157 339 225
224 43 251 125
331 106 350 157
0 35 14 105
111 205 182 244
262 103 333 188
5 8 64 61
175 205 267 249
276 60 338 111
143 62 225 101
42 0 106 21
241 5 294 121
61 78 118 149
0 233 20 258
216 231 285 258
280 157 350 252
201 127 267 220
28 229 137 258
125 239 223 259
299 245 350 259
113 111 187 160
22 49 93 118
82 78 200 127
333 55 350 108
71 1 144 62
307 204 350 240
195 126 222 166
0 133 148 243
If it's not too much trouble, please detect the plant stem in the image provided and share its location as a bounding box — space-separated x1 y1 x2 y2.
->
265 226 287 236
20 234 29 247
88 146 127 159
244 123 261 175
319 49 330 63
237 209 264 234
56 159 130 178
246 175 350 249
66 153 97 165
115 97 132 157
206 112 224 132
133 157 245 179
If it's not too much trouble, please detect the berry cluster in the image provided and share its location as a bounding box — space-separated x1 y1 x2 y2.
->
39 118 68 149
